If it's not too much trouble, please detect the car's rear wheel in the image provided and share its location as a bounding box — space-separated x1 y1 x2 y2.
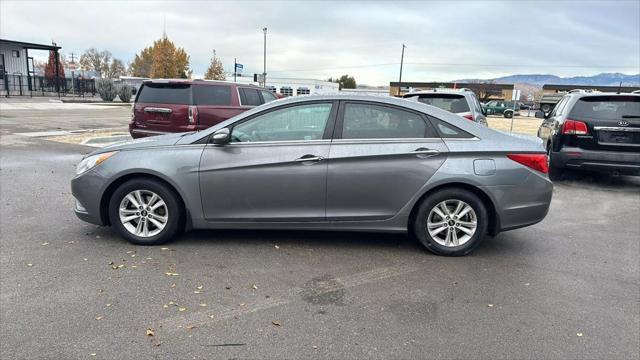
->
504 110 513 118
413 188 488 256
547 144 565 181
108 178 184 245
541 104 552 113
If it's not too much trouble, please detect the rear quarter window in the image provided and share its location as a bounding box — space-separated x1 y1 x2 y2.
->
193 85 231 106
569 96 640 120
428 116 474 139
412 94 471 113
137 83 191 104
239 88 262 106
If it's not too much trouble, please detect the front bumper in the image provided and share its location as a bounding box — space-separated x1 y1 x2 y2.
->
553 147 640 174
71 169 110 225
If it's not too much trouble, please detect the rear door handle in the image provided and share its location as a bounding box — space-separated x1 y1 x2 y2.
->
412 148 440 156
295 155 324 163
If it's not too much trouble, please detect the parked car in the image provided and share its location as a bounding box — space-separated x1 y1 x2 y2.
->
129 79 277 138
403 88 487 126
536 91 640 179
483 100 521 118
73 95 552 256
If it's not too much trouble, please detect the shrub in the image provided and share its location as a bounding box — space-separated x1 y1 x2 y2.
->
118 83 132 103
96 78 117 102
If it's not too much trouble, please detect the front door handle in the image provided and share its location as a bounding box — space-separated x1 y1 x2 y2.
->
295 155 324 163
412 148 440 156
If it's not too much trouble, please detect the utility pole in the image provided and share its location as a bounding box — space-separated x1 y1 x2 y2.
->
398 44 406 96
234 58 237 83
263 27 267 88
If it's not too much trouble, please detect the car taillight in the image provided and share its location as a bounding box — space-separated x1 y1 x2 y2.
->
188 105 198 125
507 153 549 174
462 114 473 121
561 119 588 135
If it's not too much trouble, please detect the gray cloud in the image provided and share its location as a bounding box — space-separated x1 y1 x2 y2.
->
1 0 638 85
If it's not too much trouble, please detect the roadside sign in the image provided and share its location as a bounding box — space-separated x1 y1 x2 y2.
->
235 63 243 75
68 62 77 71
511 89 521 101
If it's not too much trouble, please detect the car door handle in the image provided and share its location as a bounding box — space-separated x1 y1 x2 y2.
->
412 148 440 156
295 155 324 163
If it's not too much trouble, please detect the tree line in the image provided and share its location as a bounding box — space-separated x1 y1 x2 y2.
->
42 35 357 86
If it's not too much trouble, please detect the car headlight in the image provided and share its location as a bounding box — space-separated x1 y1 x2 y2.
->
76 151 118 175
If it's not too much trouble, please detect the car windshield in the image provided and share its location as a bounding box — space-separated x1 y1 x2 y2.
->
411 94 470 113
569 96 640 120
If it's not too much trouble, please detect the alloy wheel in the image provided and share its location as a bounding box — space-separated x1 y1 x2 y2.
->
426 199 477 247
119 190 168 237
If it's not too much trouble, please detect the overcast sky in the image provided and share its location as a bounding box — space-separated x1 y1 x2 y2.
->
1 0 639 85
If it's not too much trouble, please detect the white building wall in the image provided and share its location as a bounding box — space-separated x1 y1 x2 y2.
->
0 44 28 75
229 76 339 96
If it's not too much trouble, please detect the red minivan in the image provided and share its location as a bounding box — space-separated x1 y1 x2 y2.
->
129 79 278 138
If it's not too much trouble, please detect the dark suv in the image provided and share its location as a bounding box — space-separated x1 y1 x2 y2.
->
129 80 277 138
536 91 640 179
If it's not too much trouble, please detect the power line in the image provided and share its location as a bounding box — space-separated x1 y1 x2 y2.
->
267 62 638 74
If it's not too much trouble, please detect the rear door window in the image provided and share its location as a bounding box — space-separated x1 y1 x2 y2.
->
137 83 191 104
569 96 640 120
239 88 262 106
341 103 435 139
412 94 470 113
260 90 277 103
193 85 231 106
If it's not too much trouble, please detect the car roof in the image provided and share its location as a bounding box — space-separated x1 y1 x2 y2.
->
141 79 262 88
403 89 472 96
568 91 640 99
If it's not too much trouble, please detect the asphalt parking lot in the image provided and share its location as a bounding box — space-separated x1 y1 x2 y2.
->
1 103 639 359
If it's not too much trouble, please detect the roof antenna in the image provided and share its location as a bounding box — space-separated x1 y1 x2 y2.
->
617 81 622 94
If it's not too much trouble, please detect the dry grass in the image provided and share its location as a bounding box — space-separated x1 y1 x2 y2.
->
486 115 542 136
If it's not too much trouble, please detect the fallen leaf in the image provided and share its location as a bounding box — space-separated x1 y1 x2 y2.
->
170 283 176 288
98 289 104 293
274 245 280 249
487 304 494 308
131 254 136 258
209 315 215 319
146 328 155 336
146 257 153 260
524 283 530 286
165 272 179 276
194 291 201 294
196 285 203 290
117 264 125 269
239 303 246 307
312 345 318 350
271 320 281 327
126 251 133 254
161 247 174 251
95 316 104 321
106 303 111 307
163 304 169 309
96 235 101 239
153 341 161 347
251 284 258 290
83 258 88 261
225 286 231 290
168 301 174 305
90 353 97 357
41 242 49 246
131 265 137 269
186 325 197 330
199 303 207 307
26 263 33 267
577 332 583 337
178 307 186 312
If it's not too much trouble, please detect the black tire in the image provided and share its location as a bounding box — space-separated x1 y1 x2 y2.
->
412 188 488 256
547 145 565 181
504 110 513 119
108 178 184 245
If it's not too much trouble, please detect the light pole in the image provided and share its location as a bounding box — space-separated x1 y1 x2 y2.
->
263 27 267 87
398 44 406 96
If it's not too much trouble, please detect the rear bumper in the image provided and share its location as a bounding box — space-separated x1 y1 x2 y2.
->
129 126 171 139
482 172 553 233
553 147 640 174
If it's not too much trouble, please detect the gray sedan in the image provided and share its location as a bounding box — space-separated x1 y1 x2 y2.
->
72 95 552 256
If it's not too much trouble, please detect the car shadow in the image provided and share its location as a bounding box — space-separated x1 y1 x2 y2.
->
554 170 640 191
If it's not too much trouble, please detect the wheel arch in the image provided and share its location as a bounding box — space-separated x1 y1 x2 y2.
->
408 182 500 236
99 172 192 230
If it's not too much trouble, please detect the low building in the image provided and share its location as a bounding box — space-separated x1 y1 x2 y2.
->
542 84 640 94
389 81 514 101
1 38 61 96
229 76 339 96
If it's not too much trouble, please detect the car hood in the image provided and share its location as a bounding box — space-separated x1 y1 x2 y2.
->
89 132 190 155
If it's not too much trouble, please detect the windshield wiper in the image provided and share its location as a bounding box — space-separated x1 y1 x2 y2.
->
622 115 640 118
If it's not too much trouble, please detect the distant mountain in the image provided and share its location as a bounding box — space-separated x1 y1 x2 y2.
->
456 72 640 87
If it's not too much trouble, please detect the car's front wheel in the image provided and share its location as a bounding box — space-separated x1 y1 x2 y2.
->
413 188 488 256
108 178 184 245
504 110 513 118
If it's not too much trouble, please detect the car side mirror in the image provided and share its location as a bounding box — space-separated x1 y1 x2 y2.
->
210 128 230 146
534 110 546 119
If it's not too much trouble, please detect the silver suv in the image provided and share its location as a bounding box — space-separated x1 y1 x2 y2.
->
403 88 487 126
